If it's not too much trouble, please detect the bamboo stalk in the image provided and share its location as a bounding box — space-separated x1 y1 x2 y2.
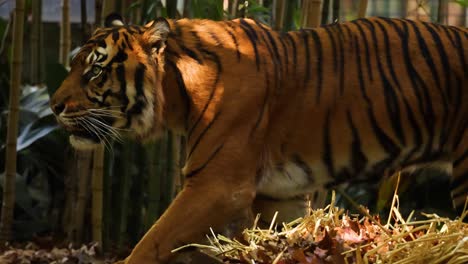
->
117 141 133 247
95 0 104 28
273 0 286 30
0 0 25 242
74 150 92 243
302 0 322 28
91 144 104 246
102 0 116 23
30 0 41 84
166 0 178 18
80 0 89 43
357 0 368 18
332 0 340 23
283 1 295 31
231 0 240 18
183 0 190 18
223 0 229 20
59 0 71 67
63 152 78 242
321 0 330 24
300 0 309 27
102 145 114 251
144 138 164 230
437 0 447 24
158 132 170 216
400 0 408 18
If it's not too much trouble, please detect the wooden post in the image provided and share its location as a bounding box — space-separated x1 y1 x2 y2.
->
59 0 71 67
92 145 105 246
273 0 286 30
301 0 322 28
332 0 340 22
357 0 368 18
30 0 41 84
0 0 25 242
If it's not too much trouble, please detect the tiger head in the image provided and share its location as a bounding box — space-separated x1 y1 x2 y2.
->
50 15 170 150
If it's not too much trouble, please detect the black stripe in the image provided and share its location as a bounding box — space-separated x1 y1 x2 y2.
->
367 106 400 160
454 149 468 168
187 111 221 159
256 21 283 87
115 65 129 113
185 144 224 178
239 19 260 71
255 22 281 92
112 30 119 43
438 26 462 105
278 33 289 75
353 34 370 105
95 70 108 87
322 110 335 178
187 32 222 140
374 20 402 93
323 26 337 73
292 154 314 182
347 111 368 175
86 93 103 106
423 23 452 149
225 22 241 62
375 19 424 158
384 18 435 156
251 71 270 135
123 33 134 50
101 89 113 103
166 60 191 129
309 30 323 103
134 63 146 97
361 19 405 146
404 20 436 155
334 25 345 95
284 32 297 74
407 20 444 101
450 30 466 140
352 20 374 82
96 54 108 63
110 49 128 64
180 45 203 64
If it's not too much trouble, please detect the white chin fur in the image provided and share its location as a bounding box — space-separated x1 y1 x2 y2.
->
69 135 100 151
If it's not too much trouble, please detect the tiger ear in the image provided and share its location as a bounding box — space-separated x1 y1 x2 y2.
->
105 13 125 27
141 17 170 55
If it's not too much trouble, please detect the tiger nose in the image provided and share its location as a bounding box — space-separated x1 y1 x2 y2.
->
52 102 66 115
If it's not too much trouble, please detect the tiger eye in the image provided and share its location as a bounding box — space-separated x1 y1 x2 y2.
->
91 65 102 75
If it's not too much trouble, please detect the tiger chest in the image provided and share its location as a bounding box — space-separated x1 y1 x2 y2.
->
256 159 331 200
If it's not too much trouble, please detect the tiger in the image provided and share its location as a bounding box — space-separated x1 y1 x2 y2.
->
50 13 467 264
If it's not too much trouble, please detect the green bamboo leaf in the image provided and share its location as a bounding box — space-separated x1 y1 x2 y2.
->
454 0 468 7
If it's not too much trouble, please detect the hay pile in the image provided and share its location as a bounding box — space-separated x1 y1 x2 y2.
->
179 193 467 264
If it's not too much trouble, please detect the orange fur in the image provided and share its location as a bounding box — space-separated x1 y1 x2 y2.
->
50 17 467 263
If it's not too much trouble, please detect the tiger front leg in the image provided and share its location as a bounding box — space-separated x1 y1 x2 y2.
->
116 154 257 264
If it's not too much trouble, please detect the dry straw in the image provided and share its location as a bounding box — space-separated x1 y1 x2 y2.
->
174 191 468 264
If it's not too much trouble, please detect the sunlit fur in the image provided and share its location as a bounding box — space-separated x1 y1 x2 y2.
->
51 17 467 263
